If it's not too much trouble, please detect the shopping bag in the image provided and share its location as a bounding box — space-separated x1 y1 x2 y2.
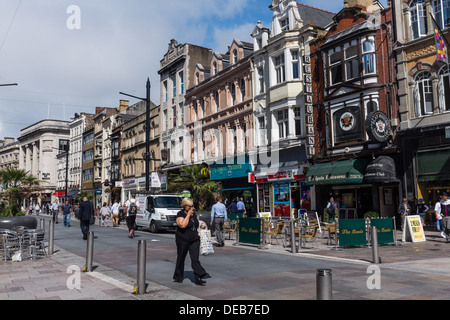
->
200 229 214 255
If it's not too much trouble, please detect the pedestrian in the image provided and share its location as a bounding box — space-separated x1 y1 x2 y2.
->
227 200 238 214
210 196 227 247
435 195 444 238
173 198 208 286
78 197 93 240
416 198 429 226
111 200 120 227
46 203 51 215
51 200 60 223
100 202 111 227
34 203 40 216
398 197 411 230
125 195 140 238
440 193 450 239
28 204 33 216
61 200 72 227
326 197 338 222
236 197 246 215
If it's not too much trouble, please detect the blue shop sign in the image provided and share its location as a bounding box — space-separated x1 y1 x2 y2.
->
210 157 251 181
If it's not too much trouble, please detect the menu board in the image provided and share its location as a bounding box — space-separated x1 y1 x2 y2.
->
402 215 426 243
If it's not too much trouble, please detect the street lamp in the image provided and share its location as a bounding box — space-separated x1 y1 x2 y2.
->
0 83 18 87
120 78 154 191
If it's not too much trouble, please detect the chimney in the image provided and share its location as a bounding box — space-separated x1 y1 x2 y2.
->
119 100 129 112
344 0 374 10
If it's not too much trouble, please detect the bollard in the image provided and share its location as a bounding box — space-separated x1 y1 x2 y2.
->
48 220 54 255
316 269 332 300
40 219 45 230
371 226 380 264
85 232 94 272
136 240 147 294
290 220 297 253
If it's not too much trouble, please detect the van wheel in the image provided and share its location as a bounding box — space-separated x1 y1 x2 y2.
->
149 221 158 233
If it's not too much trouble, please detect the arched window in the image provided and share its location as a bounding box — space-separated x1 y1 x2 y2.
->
433 0 450 29
410 0 428 40
213 62 217 75
414 72 434 117
438 66 450 112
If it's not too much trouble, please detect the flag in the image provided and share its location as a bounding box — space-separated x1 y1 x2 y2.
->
431 14 449 64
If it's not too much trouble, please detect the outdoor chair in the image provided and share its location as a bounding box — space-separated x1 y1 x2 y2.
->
265 220 284 245
2 230 22 261
300 226 319 249
24 229 46 259
224 220 237 240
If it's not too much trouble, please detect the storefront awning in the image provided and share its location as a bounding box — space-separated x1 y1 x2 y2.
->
364 156 399 183
417 149 450 181
305 159 369 186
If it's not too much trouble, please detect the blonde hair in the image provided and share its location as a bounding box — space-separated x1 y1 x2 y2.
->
181 198 193 208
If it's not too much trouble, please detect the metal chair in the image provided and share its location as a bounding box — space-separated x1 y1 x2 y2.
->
266 220 285 245
2 230 22 261
300 226 319 249
23 229 46 259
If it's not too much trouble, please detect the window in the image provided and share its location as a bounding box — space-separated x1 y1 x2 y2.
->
179 71 184 94
196 72 200 85
345 44 359 80
292 50 300 79
163 81 168 102
258 117 266 146
274 54 285 84
240 78 246 102
172 105 177 127
233 49 238 64
280 17 289 31
434 0 450 29
294 107 302 136
82 169 93 182
213 62 217 75
214 91 220 111
362 39 376 75
277 109 289 139
163 110 168 129
172 75 176 98
414 72 434 116
257 66 265 94
231 83 236 105
410 0 428 40
438 66 450 112
329 50 343 85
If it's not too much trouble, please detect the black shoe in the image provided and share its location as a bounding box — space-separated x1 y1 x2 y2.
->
195 277 206 286
173 279 183 284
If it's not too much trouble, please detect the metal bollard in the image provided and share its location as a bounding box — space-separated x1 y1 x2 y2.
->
48 220 54 255
290 220 297 253
85 232 94 272
371 226 380 264
136 240 147 294
316 269 332 300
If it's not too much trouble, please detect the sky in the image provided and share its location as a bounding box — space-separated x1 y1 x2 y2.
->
0 0 388 140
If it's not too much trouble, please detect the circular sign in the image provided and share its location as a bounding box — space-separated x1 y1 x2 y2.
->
339 111 355 131
366 111 391 142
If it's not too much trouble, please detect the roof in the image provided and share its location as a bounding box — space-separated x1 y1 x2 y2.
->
297 2 335 29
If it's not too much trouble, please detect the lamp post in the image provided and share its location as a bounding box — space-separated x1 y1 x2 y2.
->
120 78 152 191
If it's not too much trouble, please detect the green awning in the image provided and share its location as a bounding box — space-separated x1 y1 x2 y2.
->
417 149 450 181
306 159 369 186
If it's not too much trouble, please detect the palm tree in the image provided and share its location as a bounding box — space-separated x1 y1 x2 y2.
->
0 168 41 216
169 164 221 210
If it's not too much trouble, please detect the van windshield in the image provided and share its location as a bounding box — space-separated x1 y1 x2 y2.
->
153 196 182 209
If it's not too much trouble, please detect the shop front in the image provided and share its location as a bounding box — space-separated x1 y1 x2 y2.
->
210 156 256 216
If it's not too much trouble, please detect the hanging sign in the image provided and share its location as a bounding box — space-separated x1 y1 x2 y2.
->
402 215 426 243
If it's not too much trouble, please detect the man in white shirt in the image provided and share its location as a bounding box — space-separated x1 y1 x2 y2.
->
125 195 140 238
435 195 444 238
111 200 120 227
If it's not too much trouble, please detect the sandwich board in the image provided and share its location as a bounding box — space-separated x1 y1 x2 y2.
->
402 215 426 242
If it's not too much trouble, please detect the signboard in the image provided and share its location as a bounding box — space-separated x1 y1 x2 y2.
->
238 218 262 246
210 156 251 181
370 218 395 244
339 219 367 247
366 111 391 143
402 215 426 243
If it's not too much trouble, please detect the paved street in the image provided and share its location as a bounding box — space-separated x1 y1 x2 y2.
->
2 214 450 305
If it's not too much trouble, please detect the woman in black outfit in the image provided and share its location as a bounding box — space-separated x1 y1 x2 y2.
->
173 198 208 286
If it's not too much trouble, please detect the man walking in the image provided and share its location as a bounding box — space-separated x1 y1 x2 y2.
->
236 197 246 215
125 195 140 238
111 200 120 227
210 196 227 247
61 200 72 227
51 200 60 224
78 197 93 240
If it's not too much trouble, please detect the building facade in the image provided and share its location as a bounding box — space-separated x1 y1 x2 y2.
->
307 0 398 219
250 0 335 217
393 0 450 210
18 120 70 205
185 39 255 213
0 138 19 171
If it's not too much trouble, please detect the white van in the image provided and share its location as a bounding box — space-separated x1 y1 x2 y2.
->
134 194 183 233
